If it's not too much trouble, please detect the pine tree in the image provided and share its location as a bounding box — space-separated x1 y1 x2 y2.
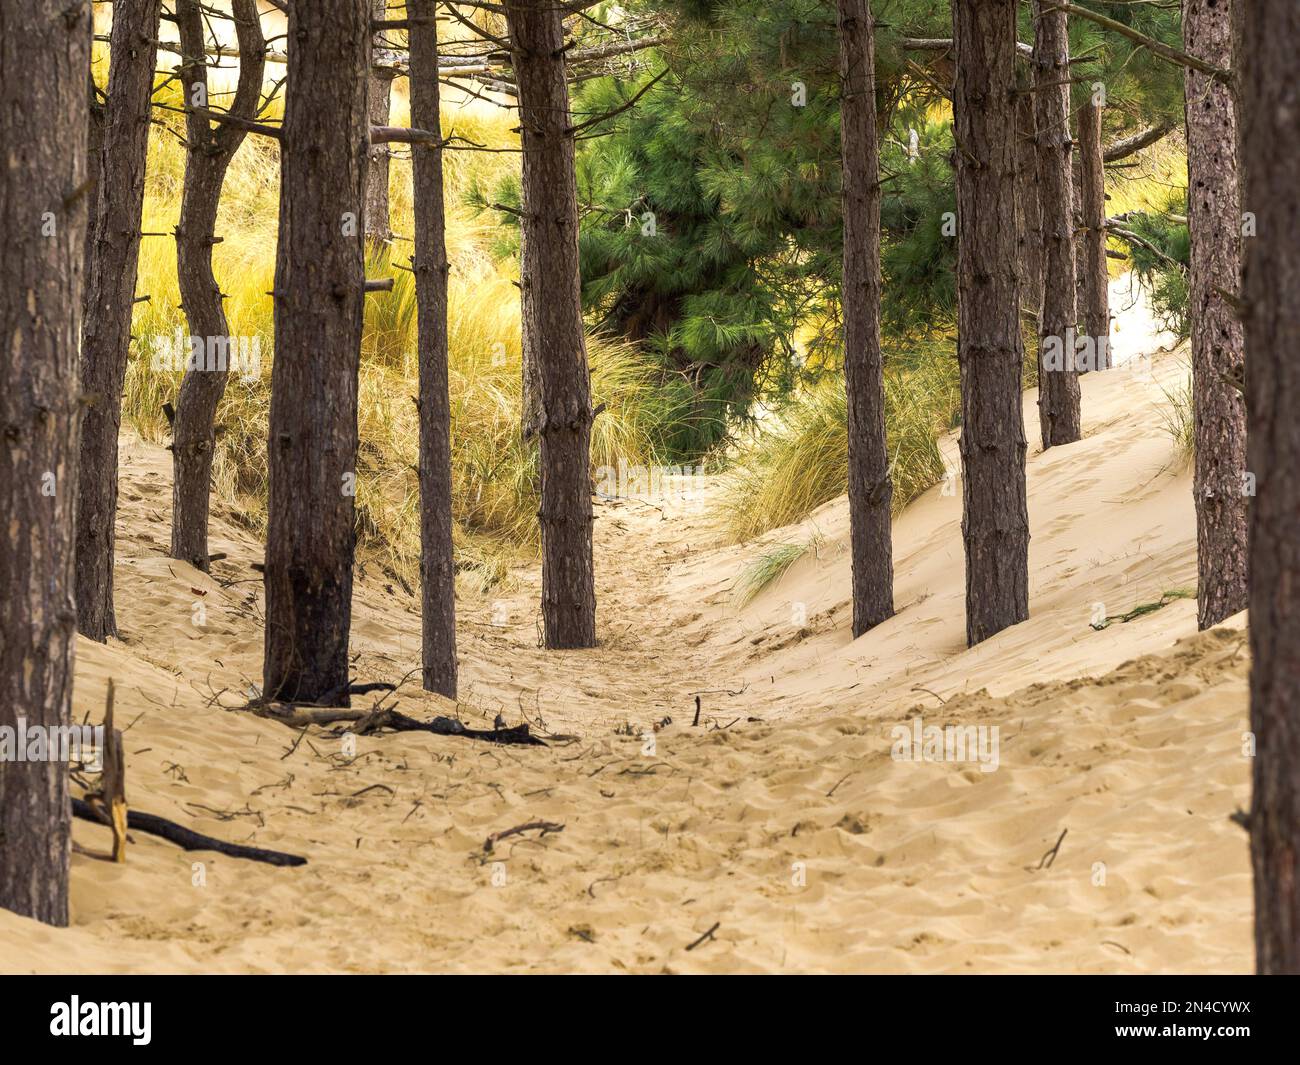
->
506 0 598 649
838 0 893 636
409 0 458 696
1075 96 1109 371
1031 0 1081 446
262 0 370 705
1184 0 1247 629
1015 91 1044 323
0 0 92 926
365 0 397 248
170 0 266 572
953 0 1030 646
76 0 160 640
1243 0 1300 977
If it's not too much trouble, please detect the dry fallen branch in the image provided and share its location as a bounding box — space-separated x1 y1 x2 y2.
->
72 799 306 867
249 700 546 748
1037 828 1068 870
685 921 720 952
483 820 564 854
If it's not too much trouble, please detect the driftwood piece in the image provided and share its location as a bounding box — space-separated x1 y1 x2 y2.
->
72 798 307 867
253 702 546 747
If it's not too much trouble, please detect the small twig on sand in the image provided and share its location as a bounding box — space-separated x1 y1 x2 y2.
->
685 921 720 952
1037 828 1068 870
280 724 310 761
483 819 564 854
587 874 623 898
827 772 853 798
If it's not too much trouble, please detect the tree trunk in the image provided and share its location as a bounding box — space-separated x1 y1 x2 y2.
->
0 0 91 927
1016 92 1044 324
837 0 893 637
76 0 160 640
1032 0 1082 447
365 0 395 249
1076 98 1110 371
506 0 598 649
1243 0 1300 976
1184 0 1248 630
170 0 266 572
85 70 104 276
409 0 458 698
520 178 545 439
953 0 1030 647
263 0 370 706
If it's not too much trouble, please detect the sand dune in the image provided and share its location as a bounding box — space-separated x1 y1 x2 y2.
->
0 297 1252 973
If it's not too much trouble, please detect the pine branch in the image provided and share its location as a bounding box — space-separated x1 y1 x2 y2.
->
1103 121 1176 162
1046 4 1231 84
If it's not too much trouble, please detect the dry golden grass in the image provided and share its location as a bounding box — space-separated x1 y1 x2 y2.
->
125 78 666 590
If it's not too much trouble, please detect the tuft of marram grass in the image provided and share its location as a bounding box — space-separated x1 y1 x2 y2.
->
731 536 823 608
716 340 959 544
1157 370 1195 465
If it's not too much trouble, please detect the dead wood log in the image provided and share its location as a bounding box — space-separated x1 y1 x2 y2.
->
72 799 307 867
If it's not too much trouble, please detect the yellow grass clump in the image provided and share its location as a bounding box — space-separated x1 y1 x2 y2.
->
716 341 960 544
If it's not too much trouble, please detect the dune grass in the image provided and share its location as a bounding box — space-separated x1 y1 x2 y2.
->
731 535 824 607
125 78 671 590
1156 368 1195 464
716 339 960 544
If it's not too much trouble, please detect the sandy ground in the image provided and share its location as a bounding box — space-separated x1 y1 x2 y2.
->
1 290 1253 973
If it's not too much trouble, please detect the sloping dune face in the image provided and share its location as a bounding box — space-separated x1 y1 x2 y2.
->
0 317 1251 973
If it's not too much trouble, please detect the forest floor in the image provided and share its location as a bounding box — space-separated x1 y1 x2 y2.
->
2 281 1253 973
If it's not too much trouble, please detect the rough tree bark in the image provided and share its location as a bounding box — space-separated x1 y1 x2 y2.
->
0 0 91 926
1015 92 1044 324
953 0 1030 647
365 0 396 249
76 0 160 640
409 0 458 697
1032 0 1081 447
85 70 104 275
1243 0 1300 976
170 0 265 572
506 0 598 649
837 0 893 637
263 0 370 705
520 181 545 439
1076 98 1110 371
1184 0 1247 630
